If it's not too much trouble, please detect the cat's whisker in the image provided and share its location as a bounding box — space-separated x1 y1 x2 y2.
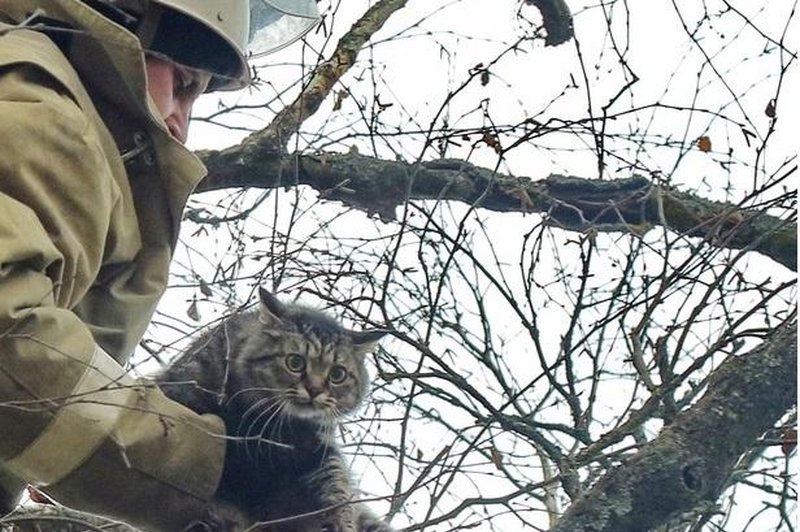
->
253 397 291 445
237 395 281 435
318 426 333 461
328 408 341 429
327 408 340 434
226 385 283 405
275 399 295 440
243 400 291 463
238 397 285 462
259 398 293 464
246 399 285 442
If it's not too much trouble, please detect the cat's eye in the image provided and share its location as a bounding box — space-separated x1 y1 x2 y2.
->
328 365 349 384
285 353 306 373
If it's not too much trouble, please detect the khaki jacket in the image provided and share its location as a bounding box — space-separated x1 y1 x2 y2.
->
0 1 225 530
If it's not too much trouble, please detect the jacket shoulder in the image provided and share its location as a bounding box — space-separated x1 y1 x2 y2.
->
0 25 87 104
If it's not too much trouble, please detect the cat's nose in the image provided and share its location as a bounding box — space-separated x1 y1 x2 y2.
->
303 376 326 398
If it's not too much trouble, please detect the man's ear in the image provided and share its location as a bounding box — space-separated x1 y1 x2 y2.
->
258 287 288 326
351 329 390 351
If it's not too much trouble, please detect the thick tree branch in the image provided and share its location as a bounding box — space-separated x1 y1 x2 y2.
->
195 152 796 271
549 322 797 532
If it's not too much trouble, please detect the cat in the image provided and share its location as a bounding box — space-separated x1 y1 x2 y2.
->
156 288 394 532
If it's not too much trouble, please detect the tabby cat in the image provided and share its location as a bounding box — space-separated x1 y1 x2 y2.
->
156 288 393 532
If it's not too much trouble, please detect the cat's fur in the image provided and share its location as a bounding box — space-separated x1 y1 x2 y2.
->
156 288 393 532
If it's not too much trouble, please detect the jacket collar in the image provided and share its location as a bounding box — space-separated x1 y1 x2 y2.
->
1 0 207 241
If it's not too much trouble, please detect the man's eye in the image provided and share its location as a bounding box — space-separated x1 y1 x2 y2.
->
173 67 208 99
175 75 200 99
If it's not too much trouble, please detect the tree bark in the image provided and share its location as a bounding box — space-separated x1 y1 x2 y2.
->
195 151 796 271
549 323 797 532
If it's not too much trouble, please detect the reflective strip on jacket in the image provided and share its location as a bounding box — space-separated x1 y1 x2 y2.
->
0 1 225 530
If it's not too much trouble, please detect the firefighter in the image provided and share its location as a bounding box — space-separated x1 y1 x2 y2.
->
0 1 318 529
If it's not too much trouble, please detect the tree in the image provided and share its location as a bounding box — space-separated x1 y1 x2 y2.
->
5 0 796 531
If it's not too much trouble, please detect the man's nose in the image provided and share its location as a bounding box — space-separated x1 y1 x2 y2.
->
170 101 192 143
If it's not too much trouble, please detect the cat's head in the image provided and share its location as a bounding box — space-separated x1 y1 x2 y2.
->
234 288 388 425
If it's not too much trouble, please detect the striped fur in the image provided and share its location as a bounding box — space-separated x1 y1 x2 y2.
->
157 288 392 532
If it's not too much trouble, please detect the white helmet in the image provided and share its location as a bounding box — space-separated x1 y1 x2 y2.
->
112 0 320 91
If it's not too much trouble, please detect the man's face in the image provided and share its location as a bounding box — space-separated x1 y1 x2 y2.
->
144 53 211 144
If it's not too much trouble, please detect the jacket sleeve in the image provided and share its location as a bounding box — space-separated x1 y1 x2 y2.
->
0 63 224 531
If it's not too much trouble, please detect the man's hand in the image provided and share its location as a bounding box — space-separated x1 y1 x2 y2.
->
0 469 24 516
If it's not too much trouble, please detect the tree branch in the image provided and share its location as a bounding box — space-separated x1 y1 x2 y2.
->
549 322 797 532
240 0 408 155
195 151 796 271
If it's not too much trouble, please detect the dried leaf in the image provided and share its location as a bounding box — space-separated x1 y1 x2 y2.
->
765 98 777 118
482 131 502 154
27 486 52 505
697 136 712 153
187 300 200 322
490 447 503 469
333 89 349 112
199 279 213 297
781 428 797 456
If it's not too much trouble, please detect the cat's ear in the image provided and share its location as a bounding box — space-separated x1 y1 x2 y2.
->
351 329 390 351
258 287 288 326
